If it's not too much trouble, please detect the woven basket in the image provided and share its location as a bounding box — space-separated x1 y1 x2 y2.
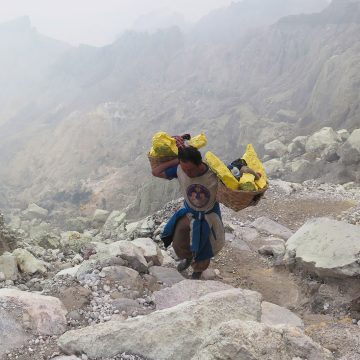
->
147 153 177 171
217 182 268 211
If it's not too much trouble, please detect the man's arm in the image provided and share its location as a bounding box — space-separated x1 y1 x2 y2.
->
152 158 179 179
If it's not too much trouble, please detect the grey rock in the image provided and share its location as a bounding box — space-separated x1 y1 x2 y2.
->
261 301 304 328
252 217 293 240
22 203 48 220
58 289 262 359
0 252 19 280
263 158 284 178
154 279 233 310
338 128 360 165
92 209 110 226
192 320 333 360
305 127 340 154
149 266 185 286
286 217 360 278
60 231 93 253
0 288 67 335
132 237 163 266
0 310 29 358
264 139 288 158
12 248 47 274
99 266 143 291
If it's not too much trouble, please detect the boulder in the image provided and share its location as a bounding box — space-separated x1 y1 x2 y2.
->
160 250 177 268
338 128 360 165
191 320 333 360
337 129 350 142
65 217 91 233
263 158 284 177
104 211 126 228
251 217 293 240
0 288 67 335
287 136 307 158
58 288 262 359
55 264 81 278
261 301 304 328
22 203 48 220
99 266 143 291
0 252 19 280
286 218 360 278
258 238 286 259
154 280 233 310
105 241 148 273
12 248 47 274
149 266 185 286
92 209 110 226
305 127 340 154
60 231 93 253
264 139 287 158
132 237 163 265
290 158 310 173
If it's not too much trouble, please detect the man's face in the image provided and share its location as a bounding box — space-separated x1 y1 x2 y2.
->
180 161 200 178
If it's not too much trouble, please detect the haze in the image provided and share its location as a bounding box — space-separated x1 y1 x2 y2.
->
0 0 233 45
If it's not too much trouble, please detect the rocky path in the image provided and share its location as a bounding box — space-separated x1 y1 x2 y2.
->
0 179 359 360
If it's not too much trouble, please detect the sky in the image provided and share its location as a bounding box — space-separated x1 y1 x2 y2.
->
0 0 234 46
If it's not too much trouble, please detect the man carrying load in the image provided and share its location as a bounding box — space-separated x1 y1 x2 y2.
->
152 143 225 280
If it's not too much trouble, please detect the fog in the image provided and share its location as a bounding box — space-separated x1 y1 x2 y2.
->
0 0 233 45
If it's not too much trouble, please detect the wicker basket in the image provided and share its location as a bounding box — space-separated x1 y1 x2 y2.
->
217 182 268 211
147 153 177 171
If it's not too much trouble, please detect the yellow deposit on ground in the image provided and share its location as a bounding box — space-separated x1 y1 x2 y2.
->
149 132 208 157
205 151 239 190
242 144 268 189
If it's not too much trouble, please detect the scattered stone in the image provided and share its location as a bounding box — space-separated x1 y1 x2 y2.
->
99 266 143 291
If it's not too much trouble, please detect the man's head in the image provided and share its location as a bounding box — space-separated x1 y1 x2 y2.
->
178 146 203 178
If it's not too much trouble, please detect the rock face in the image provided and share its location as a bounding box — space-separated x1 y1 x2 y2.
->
285 218 360 278
0 288 67 335
58 289 262 359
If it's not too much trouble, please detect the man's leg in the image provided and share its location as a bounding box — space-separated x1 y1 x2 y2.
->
172 216 193 271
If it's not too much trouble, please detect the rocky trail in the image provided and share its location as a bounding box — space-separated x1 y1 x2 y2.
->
0 179 359 360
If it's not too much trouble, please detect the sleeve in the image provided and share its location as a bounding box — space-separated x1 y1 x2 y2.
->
164 165 178 180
